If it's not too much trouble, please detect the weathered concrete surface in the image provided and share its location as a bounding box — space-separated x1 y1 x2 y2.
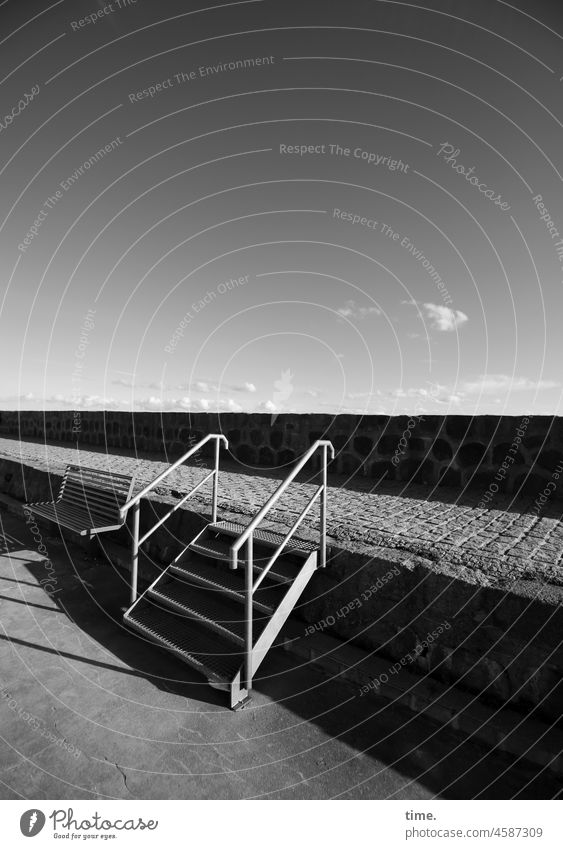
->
0 509 559 800
1 436 562 723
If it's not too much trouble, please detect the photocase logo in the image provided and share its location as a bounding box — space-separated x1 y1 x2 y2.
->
270 369 294 424
20 810 46 837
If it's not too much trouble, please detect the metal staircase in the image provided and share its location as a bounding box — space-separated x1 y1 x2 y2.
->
122 438 334 709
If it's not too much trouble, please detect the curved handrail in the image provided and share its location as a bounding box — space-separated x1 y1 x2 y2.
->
120 433 228 516
124 433 228 604
230 439 334 560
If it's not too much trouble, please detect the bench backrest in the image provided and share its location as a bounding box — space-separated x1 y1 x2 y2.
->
58 465 135 525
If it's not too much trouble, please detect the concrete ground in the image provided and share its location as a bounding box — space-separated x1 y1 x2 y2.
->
0 507 560 800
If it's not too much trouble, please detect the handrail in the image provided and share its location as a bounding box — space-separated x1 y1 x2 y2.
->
230 439 334 565
231 439 334 692
120 433 227 516
138 469 215 547
125 433 227 604
253 485 323 592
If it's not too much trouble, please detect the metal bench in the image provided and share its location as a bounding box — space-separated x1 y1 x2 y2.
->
25 464 135 538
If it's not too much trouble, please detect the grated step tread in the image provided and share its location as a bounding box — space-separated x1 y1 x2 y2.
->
149 578 270 643
169 557 283 613
125 599 243 681
209 521 318 552
189 538 303 584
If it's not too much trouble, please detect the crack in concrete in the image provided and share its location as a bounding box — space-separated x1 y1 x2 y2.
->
104 756 135 798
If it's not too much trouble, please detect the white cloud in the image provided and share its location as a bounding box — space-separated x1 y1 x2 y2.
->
462 374 559 395
134 396 163 410
11 393 121 410
346 390 382 400
227 398 243 412
229 381 257 393
256 400 277 413
389 383 460 406
337 299 381 320
422 303 468 331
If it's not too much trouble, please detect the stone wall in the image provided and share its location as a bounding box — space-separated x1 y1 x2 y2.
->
1 410 561 501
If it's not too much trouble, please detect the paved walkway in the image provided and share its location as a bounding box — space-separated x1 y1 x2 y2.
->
1 437 562 590
0 509 557 799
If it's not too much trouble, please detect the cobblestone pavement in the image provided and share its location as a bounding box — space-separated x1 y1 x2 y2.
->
1 437 562 590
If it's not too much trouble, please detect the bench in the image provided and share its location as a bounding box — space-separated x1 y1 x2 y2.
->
25 465 135 538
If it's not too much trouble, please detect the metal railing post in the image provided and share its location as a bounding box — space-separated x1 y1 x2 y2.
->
212 436 220 523
130 501 140 604
320 443 328 568
120 433 227 518
245 535 253 691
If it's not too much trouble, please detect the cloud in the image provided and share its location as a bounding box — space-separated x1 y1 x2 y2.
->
229 382 257 393
422 303 468 331
389 383 461 406
135 396 164 410
391 385 444 399
462 374 559 395
186 379 254 394
0 393 121 410
256 400 277 413
345 390 382 400
337 299 381 320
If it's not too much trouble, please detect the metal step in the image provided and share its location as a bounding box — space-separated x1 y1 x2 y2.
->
188 536 302 584
207 521 318 554
148 577 270 645
125 598 243 682
169 557 284 613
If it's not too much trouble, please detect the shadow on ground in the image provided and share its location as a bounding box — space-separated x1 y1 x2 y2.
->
0 505 559 801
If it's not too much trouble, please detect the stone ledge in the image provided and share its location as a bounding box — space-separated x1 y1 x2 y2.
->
280 622 563 777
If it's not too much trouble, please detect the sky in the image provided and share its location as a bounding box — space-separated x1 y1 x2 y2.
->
0 0 562 416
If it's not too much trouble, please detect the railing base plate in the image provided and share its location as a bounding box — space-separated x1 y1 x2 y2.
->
232 695 252 711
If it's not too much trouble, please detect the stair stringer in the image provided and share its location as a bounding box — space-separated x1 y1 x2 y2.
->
124 533 318 711
169 530 204 569
249 550 318 679
123 565 169 619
